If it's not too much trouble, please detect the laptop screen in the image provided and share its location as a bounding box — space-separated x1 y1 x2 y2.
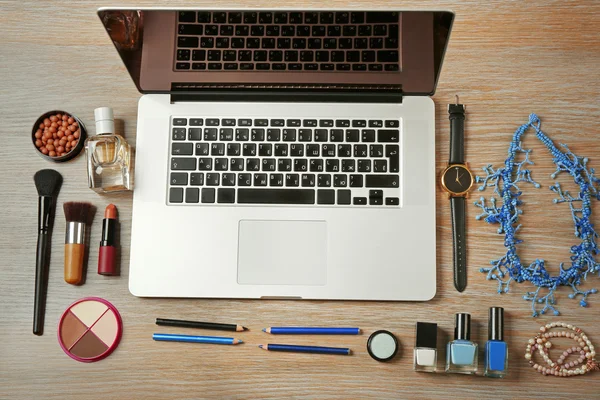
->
98 9 453 96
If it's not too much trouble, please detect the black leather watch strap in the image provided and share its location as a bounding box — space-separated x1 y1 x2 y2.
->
448 104 465 164
451 196 467 292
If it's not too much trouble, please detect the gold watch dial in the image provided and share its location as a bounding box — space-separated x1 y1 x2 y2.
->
441 164 474 195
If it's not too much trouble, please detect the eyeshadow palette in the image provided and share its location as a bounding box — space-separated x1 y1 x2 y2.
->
58 297 122 362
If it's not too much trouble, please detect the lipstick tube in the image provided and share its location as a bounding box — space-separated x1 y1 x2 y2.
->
64 222 85 284
98 204 118 275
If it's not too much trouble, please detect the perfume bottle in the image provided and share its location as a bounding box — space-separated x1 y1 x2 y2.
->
413 322 438 372
446 313 478 374
85 107 132 193
485 307 508 378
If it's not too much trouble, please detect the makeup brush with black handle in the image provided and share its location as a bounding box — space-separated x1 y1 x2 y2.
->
33 169 63 336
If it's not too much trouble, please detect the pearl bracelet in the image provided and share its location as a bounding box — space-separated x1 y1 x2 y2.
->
525 322 598 377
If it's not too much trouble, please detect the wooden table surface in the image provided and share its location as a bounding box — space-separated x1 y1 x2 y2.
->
1 1 599 399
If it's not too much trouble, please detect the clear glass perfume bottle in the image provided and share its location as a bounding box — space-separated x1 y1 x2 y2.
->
485 307 508 378
446 313 478 374
85 107 132 193
414 322 438 372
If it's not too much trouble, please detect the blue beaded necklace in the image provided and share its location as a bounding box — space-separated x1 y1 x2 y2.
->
474 114 600 316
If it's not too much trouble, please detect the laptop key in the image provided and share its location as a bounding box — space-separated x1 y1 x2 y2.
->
353 197 367 205
195 143 209 156
170 172 188 185
246 158 260 171
365 174 400 188
214 158 228 171
386 144 400 172
283 129 297 142
326 159 339 172
342 159 355 172
350 174 363 187
171 158 196 170
238 173 252 186
217 188 235 203
235 128 249 141
377 129 400 142
317 189 335 205
172 142 193 155
386 197 400 206
270 174 284 187
333 174 347 187
318 174 332 187
198 158 212 170
278 158 292 171
197 12 211 23
190 118 203 126
302 174 316 187
186 188 200 203
172 128 186 140
201 188 215 203
190 173 204 186
290 63 302 70
204 128 217 140
238 188 315 204
178 11 196 23
254 173 268 186
286 174 300 187
337 189 351 205
228 158 243 171
262 158 276 172
206 173 220 186
177 37 198 48
169 188 184 203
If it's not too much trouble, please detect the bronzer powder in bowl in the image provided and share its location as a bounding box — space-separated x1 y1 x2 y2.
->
58 297 122 362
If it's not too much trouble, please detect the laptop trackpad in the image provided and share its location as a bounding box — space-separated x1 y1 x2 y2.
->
237 220 327 285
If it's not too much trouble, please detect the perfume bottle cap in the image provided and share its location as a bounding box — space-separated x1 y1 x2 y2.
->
94 107 115 135
454 313 471 340
488 307 504 341
415 322 437 349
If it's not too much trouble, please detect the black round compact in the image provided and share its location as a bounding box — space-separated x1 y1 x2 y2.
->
367 330 399 362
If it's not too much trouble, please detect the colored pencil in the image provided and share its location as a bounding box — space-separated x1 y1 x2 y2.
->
263 327 360 335
153 333 243 345
259 344 351 355
156 318 247 332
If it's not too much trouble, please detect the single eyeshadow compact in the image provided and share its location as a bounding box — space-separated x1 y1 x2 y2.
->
367 330 399 362
58 297 122 362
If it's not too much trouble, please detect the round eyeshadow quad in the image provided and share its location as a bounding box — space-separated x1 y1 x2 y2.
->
58 297 122 363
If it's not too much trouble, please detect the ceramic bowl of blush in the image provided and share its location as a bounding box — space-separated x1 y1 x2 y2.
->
31 110 87 163
58 297 122 362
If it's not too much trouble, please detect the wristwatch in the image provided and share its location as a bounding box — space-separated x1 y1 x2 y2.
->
440 97 474 292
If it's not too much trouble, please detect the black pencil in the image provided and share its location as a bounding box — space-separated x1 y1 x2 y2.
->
155 318 248 332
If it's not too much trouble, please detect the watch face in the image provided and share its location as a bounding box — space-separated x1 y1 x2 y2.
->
442 165 473 194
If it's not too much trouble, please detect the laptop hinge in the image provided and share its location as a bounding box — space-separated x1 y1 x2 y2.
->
169 83 403 103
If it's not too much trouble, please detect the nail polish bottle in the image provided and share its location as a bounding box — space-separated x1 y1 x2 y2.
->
446 313 478 374
485 307 508 378
413 322 438 372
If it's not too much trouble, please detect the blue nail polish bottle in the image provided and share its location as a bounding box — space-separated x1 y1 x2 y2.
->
485 307 508 378
446 313 478 374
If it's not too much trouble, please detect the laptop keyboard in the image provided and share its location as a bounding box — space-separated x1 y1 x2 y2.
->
168 117 401 206
174 11 400 72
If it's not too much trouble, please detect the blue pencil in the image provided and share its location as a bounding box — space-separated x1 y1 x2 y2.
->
259 344 351 355
263 327 360 335
152 333 243 345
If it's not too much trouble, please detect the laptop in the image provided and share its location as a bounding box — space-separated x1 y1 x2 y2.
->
97 8 454 300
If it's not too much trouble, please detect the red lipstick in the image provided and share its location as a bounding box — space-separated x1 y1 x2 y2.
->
98 204 118 276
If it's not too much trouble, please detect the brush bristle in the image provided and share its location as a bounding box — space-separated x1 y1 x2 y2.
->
63 202 93 224
34 169 63 197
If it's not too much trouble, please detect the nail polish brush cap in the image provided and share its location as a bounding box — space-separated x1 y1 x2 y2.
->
454 313 471 340
415 322 437 349
488 307 504 341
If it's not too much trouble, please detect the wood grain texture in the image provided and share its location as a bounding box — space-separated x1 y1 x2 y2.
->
1 1 599 399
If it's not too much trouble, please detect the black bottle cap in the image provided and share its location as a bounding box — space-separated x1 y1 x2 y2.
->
488 307 504 341
415 322 437 349
454 313 471 340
